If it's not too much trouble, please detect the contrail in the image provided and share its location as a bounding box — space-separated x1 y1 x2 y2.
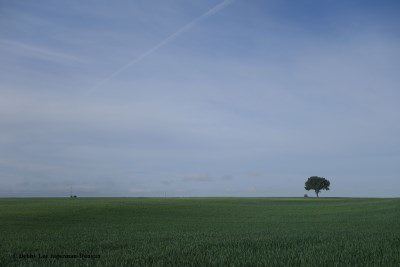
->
87 0 235 94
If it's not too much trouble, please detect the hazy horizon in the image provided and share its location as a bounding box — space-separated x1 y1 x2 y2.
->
1 0 399 198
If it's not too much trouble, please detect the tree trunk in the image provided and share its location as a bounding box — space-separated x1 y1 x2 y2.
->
316 191 319 198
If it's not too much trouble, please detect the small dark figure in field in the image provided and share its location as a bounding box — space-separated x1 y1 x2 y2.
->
304 194 308 197
70 195 77 198
305 176 330 198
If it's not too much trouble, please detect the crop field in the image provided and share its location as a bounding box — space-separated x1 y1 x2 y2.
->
0 197 399 266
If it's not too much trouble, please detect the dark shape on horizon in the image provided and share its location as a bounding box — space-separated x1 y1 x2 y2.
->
69 186 77 198
305 176 330 198
304 194 308 197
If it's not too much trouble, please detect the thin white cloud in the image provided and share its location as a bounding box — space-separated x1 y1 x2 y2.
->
221 175 234 180
183 175 212 182
1 0 399 197
87 0 235 94
161 180 174 185
0 39 82 63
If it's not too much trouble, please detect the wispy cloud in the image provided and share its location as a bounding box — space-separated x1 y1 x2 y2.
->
221 175 234 181
161 180 174 185
0 39 82 63
1 0 399 197
183 175 212 182
87 0 235 93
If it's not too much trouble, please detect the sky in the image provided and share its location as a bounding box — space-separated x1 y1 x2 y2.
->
0 0 399 197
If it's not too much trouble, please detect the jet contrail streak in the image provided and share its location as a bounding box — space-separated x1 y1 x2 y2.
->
87 0 235 94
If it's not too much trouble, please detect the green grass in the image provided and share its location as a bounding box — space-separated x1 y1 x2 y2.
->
0 197 399 266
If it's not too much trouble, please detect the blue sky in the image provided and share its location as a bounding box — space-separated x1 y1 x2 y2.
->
0 0 399 197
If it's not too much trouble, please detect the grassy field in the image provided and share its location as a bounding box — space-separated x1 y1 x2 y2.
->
0 197 399 266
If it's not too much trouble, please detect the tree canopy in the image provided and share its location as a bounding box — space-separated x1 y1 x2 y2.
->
304 176 330 198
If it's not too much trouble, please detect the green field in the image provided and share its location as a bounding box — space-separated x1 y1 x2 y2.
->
0 198 399 266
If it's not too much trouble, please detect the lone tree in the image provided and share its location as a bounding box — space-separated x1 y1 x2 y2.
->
305 176 330 198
